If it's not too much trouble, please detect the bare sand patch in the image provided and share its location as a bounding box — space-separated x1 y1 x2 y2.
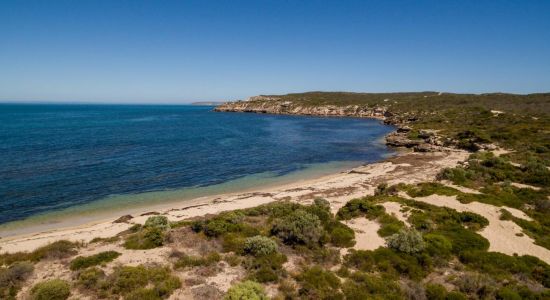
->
410 194 550 264
343 217 385 252
440 180 481 194
510 182 541 191
381 201 410 225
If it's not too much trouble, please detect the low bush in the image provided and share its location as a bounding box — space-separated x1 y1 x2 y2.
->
328 222 356 247
435 225 489 254
377 213 405 237
402 182 460 198
70 251 120 270
425 283 447 300
124 227 166 249
111 265 181 298
243 236 278 256
296 266 342 299
77 267 105 289
344 248 430 280
459 251 550 288
30 279 70 300
342 272 402 299
222 233 246 253
453 272 497 298
174 252 221 269
0 240 78 265
375 183 398 196
0 261 34 300
243 252 287 283
125 288 162 300
386 228 425 254
336 197 384 220
192 211 248 237
224 280 268 300
144 215 170 231
424 233 453 260
271 209 323 247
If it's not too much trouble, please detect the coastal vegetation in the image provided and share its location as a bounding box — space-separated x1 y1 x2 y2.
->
1 91 550 299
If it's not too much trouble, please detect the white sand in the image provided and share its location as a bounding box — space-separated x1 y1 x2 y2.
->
409 194 550 264
510 182 541 191
343 217 386 251
0 150 468 254
381 201 410 225
440 180 481 194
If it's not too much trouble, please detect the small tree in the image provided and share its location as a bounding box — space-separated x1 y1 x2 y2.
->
244 236 278 256
271 210 323 246
386 228 425 254
224 280 268 300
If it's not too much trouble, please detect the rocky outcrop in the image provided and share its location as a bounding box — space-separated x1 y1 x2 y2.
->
214 100 391 119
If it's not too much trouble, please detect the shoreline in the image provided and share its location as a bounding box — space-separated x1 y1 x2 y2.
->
0 160 369 239
0 147 468 254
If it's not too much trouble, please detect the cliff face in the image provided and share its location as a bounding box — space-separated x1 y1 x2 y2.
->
214 100 392 120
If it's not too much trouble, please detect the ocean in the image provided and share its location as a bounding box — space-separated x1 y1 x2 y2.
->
0 104 394 228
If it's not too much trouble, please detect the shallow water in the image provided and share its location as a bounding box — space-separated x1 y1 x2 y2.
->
0 104 394 226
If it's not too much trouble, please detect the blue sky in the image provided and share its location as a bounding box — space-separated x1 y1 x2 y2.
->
1 0 549 103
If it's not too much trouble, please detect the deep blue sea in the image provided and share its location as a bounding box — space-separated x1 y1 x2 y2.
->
0 104 394 226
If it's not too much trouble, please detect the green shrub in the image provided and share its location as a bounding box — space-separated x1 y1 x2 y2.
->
386 228 425 254
30 279 70 300
424 234 453 259
425 283 447 300
445 291 468 300
77 267 105 289
111 265 180 298
244 236 278 256
459 251 550 287
0 261 34 300
174 252 221 269
144 215 170 231
124 227 166 249
243 253 287 283
344 248 429 280
375 183 398 196
403 182 461 198
205 212 245 237
70 251 120 270
336 197 384 220
0 240 78 265
377 213 405 237
125 288 162 300
435 225 489 254
329 222 356 247
496 287 522 300
296 266 342 299
222 233 246 253
342 272 402 299
224 280 268 300
271 210 323 246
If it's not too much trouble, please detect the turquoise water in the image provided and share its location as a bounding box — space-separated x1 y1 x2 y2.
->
0 104 394 226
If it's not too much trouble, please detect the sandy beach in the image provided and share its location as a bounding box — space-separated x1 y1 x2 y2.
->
0 149 466 254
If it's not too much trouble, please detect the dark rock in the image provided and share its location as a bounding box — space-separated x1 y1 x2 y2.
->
113 215 133 223
140 211 160 216
385 133 423 148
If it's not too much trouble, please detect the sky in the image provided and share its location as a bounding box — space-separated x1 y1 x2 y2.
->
1 0 549 103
